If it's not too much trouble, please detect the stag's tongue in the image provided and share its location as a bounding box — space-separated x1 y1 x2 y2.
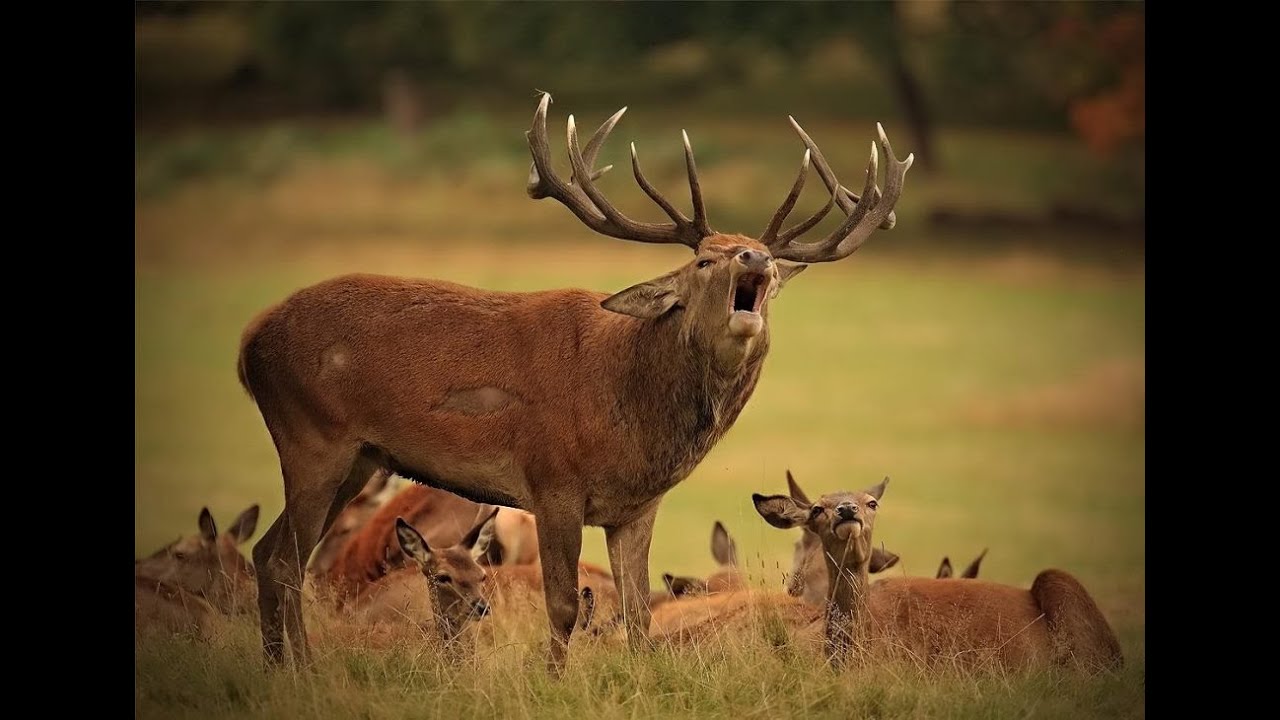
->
728 311 763 337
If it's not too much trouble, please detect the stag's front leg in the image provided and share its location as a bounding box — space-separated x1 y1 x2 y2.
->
535 510 584 675
605 501 660 650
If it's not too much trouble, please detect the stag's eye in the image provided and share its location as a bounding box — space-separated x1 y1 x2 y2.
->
697 259 713 269
173 551 187 561
867 500 878 510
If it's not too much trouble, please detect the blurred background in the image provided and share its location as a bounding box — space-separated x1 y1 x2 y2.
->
135 0 1143 638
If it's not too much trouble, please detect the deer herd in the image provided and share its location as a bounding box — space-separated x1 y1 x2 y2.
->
135 92 1124 678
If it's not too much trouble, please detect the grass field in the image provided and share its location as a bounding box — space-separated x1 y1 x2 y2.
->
135 113 1144 718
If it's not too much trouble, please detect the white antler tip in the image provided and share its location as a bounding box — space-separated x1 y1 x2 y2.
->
904 153 915 170
682 129 691 145
802 148 811 166
630 141 637 155
876 122 890 145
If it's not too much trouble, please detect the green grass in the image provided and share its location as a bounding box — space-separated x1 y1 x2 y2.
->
135 117 1143 717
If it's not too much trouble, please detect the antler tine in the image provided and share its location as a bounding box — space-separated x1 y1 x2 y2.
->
526 92 706 249
770 119 913 264
760 149 810 245
631 142 692 228
682 130 713 237
787 116 897 231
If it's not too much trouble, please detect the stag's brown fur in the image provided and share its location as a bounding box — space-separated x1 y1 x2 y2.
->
240 94 910 670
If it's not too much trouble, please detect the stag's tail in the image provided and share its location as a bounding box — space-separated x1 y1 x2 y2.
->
1030 569 1124 672
236 305 279 403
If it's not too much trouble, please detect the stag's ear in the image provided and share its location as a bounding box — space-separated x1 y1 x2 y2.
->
771 262 808 298
786 469 811 504
711 521 738 567
962 548 988 579
870 546 901 573
601 269 682 319
936 557 954 578
461 507 501 560
395 518 433 566
866 476 889 501
227 505 259 544
753 493 811 529
198 508 218 544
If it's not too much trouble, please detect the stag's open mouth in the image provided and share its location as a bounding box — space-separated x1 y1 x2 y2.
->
731 273 768 315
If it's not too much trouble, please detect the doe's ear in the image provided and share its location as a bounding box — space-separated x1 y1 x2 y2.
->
711 521 738 567
936 557 954 579
785 470 811 504
602 269 683 319
752 493 812 529
961 548 988 579
227 505 260 544
870 546 901 573
198 508 218 544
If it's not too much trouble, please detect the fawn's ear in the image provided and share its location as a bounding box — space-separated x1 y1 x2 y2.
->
936 557 954 579
601 269 682 319
462 507 501 560
198 508 218 544
395 518 433 566
753 494 812 529
227 505 260 544
870 546 900 573
962 548 988 579
711 521 738 567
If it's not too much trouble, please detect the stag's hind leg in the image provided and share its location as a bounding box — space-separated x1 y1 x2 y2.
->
253 511 290 664
262 441 376 666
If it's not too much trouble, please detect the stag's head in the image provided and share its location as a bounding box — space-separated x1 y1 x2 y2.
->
753 476 890 573
526 93 913 369
134 505 259 612
394 507 498 636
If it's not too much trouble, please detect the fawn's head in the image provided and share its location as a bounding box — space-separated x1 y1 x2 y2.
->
754 476 890 573
135 505 259 610
394 507 498 632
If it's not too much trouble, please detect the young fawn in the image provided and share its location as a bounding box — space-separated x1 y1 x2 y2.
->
135 505 260 635
753 478 1124 671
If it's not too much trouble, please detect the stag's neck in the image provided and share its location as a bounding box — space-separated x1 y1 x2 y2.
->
612 313 769 484
823 555 871 664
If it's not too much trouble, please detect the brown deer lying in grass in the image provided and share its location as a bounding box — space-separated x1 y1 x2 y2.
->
752 478 1124 671
239 91 912 669
319 482 541 603
307 469 401 580
782 470 983 600
652 521 746 610
135 505 260 635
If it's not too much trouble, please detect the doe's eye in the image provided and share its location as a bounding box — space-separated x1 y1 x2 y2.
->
435 575 453 585
697 259 713 269
867 500 878 510
808 506 824 519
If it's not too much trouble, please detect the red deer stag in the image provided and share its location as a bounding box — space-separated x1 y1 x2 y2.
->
135 505 259 634
237 91 912 670
752 479 1124 671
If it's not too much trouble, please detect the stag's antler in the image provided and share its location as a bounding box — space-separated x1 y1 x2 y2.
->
762 118 913 264
526 92 712 249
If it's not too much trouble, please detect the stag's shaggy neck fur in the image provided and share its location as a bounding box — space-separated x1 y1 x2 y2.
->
612 306 769 500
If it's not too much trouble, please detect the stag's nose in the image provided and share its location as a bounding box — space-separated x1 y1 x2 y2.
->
473 599 490 618
836 504 858 521
736 249 772 270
